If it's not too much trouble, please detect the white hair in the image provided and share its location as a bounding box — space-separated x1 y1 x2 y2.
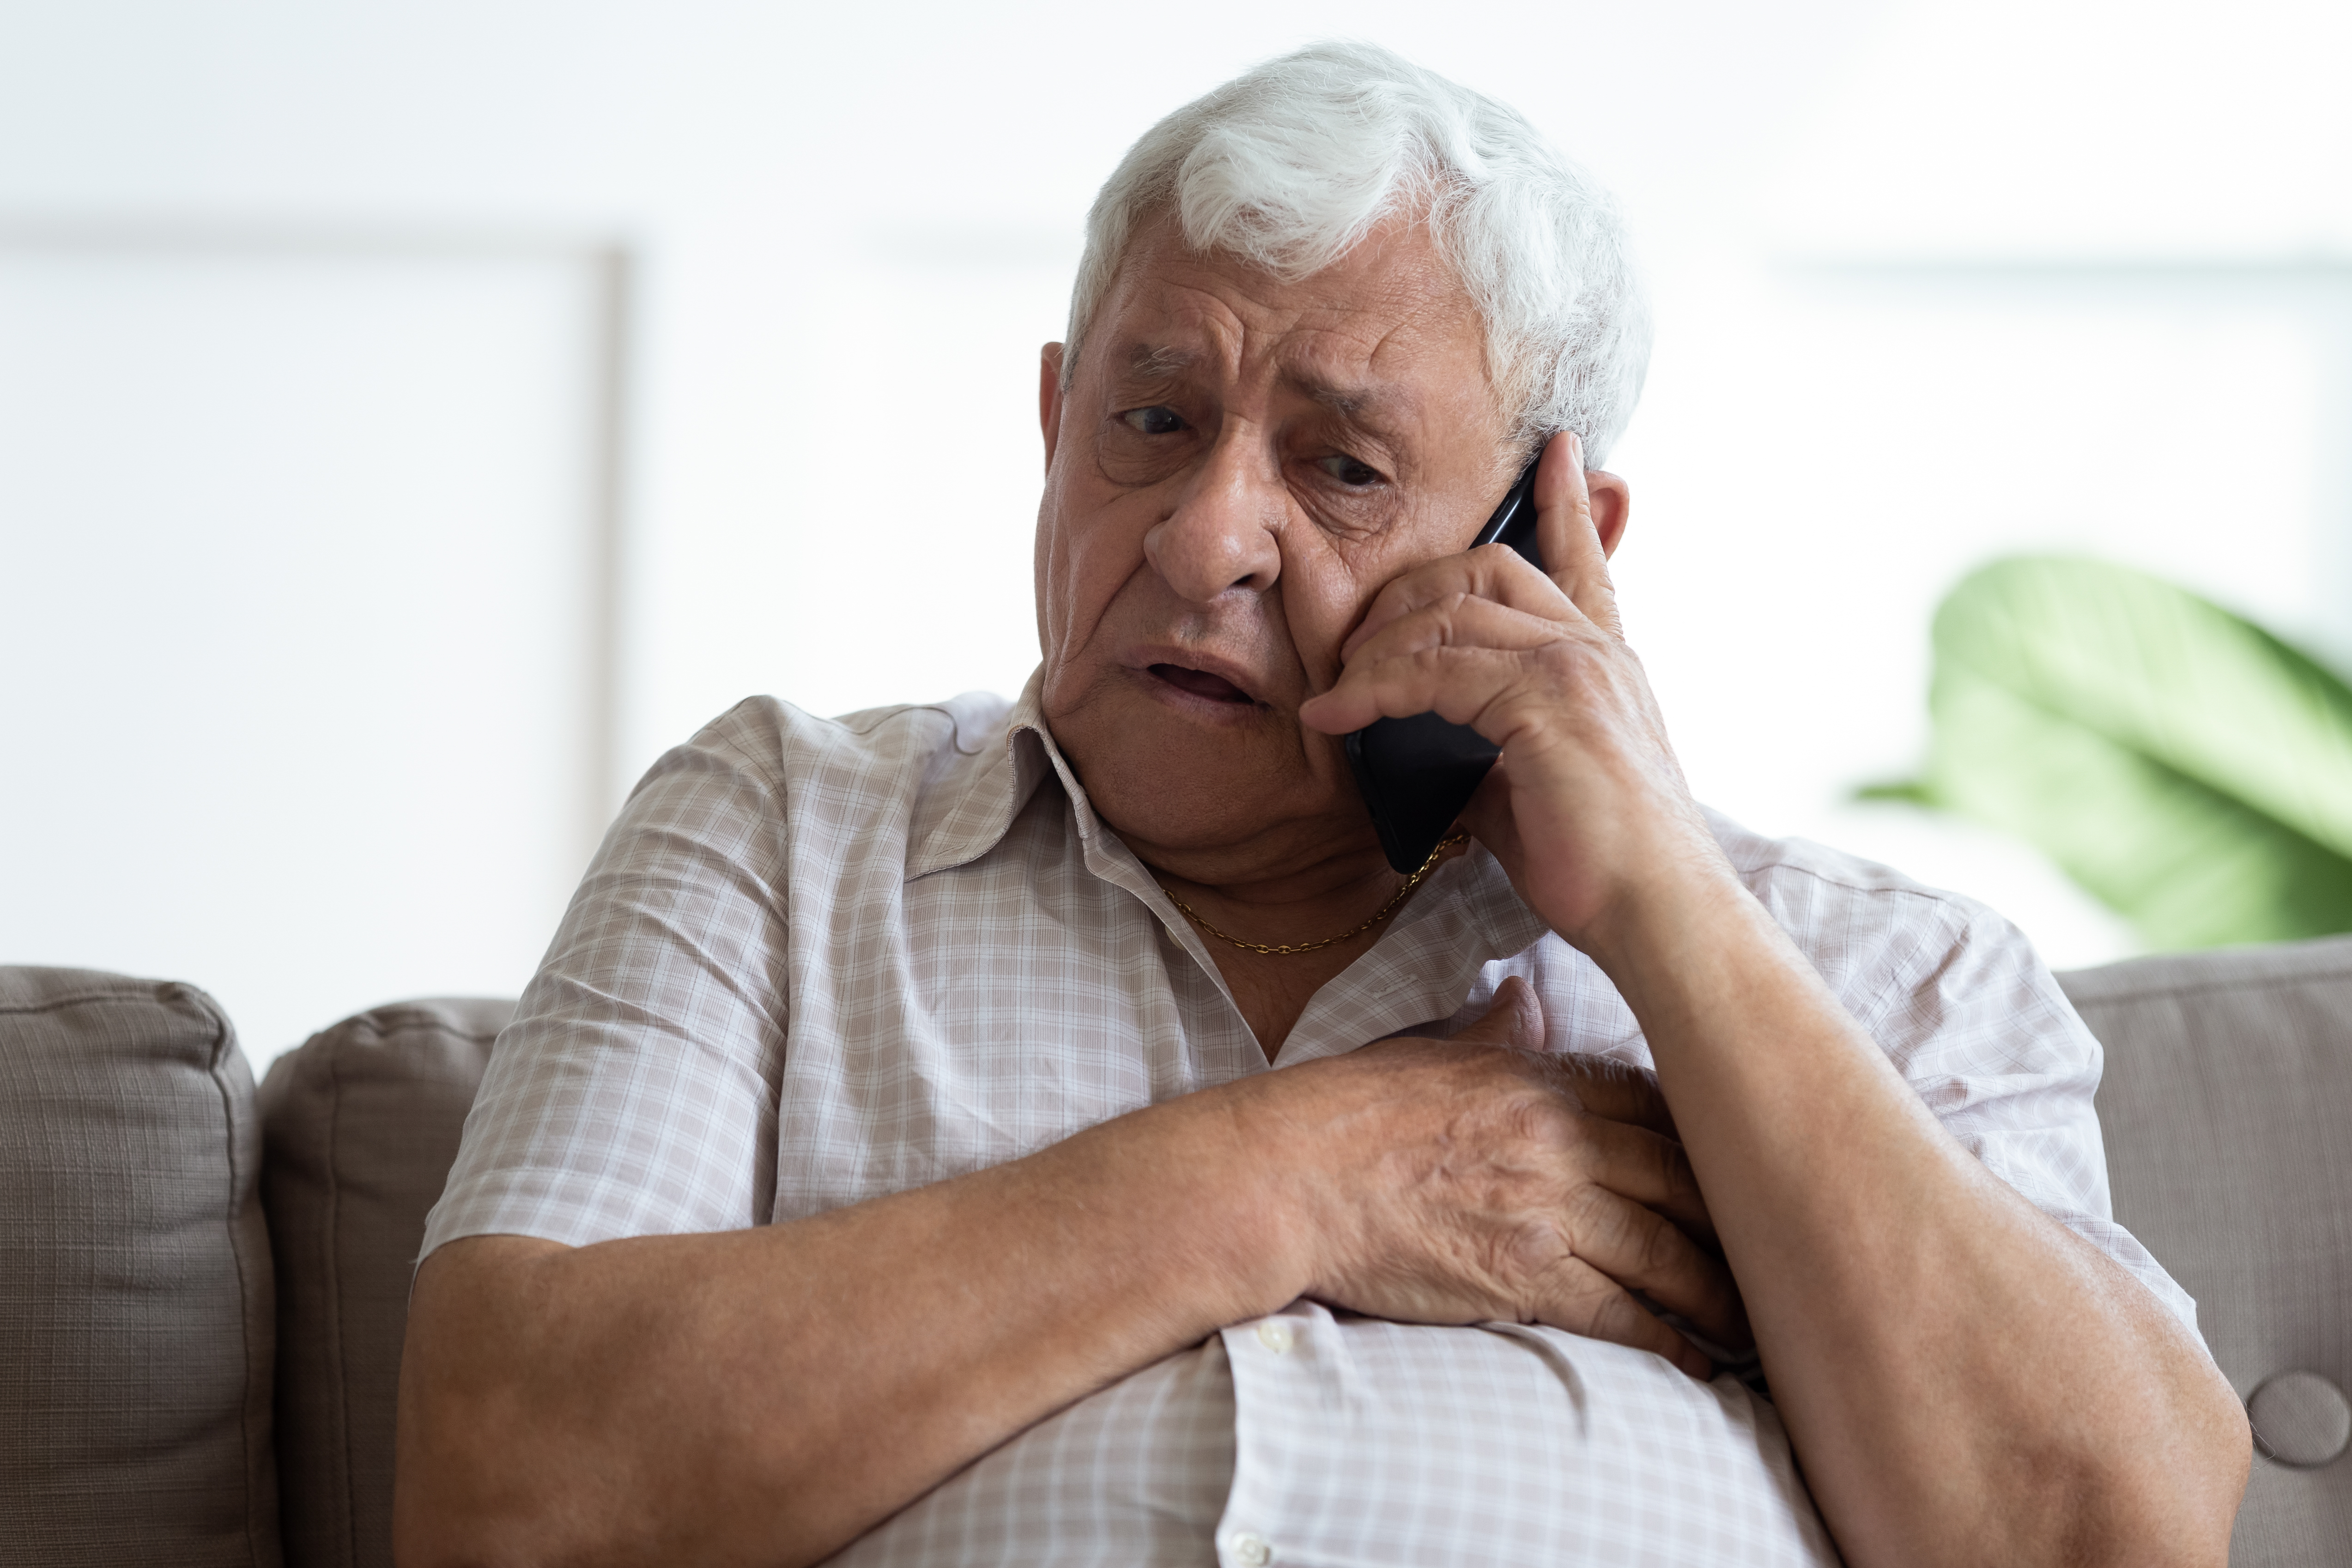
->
1065 40 1651 466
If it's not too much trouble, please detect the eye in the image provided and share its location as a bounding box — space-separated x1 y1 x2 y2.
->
1318 452 1384 488
1120 405 1187 436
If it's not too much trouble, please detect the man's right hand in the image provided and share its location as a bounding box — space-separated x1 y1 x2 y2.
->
1251 976 1744 1377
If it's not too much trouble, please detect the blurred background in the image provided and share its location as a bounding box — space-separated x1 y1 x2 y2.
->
3 0 2347 1065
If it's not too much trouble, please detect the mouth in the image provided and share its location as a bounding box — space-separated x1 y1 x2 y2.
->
1146 662 1260 706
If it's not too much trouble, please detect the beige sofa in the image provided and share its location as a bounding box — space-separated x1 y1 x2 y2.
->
2 939 2347 1564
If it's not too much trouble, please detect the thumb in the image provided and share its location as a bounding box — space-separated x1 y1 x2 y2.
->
1453 975 1546 1053
1537 432 1624 641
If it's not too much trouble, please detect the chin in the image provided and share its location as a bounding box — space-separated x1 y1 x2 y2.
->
1052 674 1315 849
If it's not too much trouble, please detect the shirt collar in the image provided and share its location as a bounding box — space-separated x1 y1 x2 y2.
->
905 666 1084 881
905 666 1556 1051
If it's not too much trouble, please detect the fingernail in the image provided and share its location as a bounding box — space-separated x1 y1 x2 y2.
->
1569 432 1585 467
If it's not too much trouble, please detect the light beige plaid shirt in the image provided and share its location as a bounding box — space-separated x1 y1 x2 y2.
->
425 671 2197 1567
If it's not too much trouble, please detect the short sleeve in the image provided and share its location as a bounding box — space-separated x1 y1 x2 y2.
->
1755 863 2204 1342
420 704 794 1259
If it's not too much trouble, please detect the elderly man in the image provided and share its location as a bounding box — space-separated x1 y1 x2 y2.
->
395 41 2248 1568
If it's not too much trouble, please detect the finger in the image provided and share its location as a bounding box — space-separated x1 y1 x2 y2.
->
1339 591 1569 674
1297 642 1548 737
1563 1186 1749 1350
1535 433 1623 640
1568 1115 1715 1244
1446 975 1545 1053
1545 1055 1679 1141
1528 1254 1718 1380
1340 542 1570 664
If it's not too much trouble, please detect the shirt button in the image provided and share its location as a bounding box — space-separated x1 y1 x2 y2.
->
1254 1320 1294 1355
1228 1532 1274 1566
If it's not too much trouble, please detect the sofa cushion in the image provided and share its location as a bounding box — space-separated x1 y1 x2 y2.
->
0 967 280 1567
258 998 509 1568
2060 935 2352 1565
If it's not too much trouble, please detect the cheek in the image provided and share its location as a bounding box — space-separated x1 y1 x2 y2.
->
1279 535 1379 685
1037 481 1151 664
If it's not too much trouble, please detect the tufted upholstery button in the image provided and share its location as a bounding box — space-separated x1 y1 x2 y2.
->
2247 1371 2352 1468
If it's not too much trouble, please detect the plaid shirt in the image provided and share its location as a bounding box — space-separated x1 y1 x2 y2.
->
425 671 2195 1567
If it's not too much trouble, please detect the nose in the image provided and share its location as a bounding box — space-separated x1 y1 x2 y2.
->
1143 429 1284 603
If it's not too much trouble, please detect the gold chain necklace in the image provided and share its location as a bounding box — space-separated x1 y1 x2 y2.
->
1165 834 1468 957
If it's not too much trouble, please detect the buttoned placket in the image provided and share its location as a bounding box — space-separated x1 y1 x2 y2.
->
1214 1302 1328 1568
1008 707 1602 1568
1023 745 1570 1568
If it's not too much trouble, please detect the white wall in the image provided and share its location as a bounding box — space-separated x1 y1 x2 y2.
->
2 0 2345 1059
0 239 611 1055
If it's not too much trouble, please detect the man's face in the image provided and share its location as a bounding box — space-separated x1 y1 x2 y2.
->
1034 213 1517 882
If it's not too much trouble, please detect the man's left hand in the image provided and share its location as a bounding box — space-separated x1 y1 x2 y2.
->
1297 431 1727 953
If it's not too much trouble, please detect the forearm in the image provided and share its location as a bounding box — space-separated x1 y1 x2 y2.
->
1589 872 2248 1568
394 1082 1302 1568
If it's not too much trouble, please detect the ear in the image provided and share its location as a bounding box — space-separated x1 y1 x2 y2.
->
1039 343 1067 472
1585 469 1631 558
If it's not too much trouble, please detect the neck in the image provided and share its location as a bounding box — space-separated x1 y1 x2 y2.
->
1147 845 1406 953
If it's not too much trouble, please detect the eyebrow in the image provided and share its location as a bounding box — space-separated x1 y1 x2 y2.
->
1121 341 1201 380
1114 341 1416 434
1301 377 1402 422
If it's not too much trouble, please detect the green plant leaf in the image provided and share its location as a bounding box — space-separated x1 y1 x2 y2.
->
1916 557 2352 950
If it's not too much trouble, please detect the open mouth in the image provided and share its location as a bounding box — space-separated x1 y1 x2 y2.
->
1148 663 1258 705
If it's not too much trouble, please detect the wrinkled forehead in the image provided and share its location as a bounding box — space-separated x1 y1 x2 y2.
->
1083 213 1496 424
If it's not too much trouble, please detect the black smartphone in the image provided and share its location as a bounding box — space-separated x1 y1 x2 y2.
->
1342 446 1547 873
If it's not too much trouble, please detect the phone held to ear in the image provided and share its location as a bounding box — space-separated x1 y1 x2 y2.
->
1342 445 1547 874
